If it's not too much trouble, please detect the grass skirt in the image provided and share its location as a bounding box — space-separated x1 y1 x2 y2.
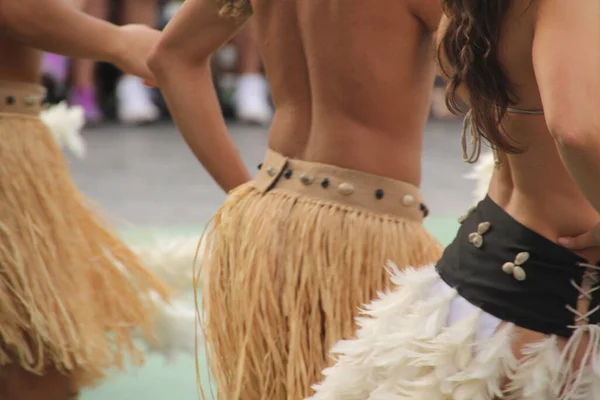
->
0 103 170 390
197 150 442 399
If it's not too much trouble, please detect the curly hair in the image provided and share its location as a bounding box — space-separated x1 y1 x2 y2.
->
438 0 521 155
216 0 252 19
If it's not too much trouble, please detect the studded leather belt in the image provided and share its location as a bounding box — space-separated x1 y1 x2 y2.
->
252 149 429 222
0 81 47 115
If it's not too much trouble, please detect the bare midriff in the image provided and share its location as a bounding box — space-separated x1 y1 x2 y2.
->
0 35 41 84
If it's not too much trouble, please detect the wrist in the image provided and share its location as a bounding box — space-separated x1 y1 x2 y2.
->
106 25 126 66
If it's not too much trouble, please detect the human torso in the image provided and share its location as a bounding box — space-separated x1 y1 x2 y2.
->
251 0 439 185
0 34 42 84
438 2 600 262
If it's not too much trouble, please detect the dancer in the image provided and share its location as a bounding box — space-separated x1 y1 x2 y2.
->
149 0 443 398
116 0 162 125
0 1 192 399
310 1 600 398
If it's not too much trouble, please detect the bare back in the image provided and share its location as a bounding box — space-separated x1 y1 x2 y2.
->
439 2 600 262
252 0 440 185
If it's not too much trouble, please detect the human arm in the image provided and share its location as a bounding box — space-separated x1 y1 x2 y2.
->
0 0 158 81
147 0 251 193
534 0 600 212
409 0 443 34
532 0 600 248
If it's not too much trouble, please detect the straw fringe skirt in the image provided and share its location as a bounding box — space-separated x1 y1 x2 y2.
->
197 150 442 400
310 265 600 400
0 83 170 390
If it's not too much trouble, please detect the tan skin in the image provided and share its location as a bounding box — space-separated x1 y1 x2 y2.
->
0 0 160 398
439 0 600 379
0 0 159 85
148 0 443 193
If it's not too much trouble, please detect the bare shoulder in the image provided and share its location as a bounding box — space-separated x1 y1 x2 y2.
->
532 0 600 136
408 0 443 33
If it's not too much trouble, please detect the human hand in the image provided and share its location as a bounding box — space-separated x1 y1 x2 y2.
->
113 24 160 83
558 223 600 250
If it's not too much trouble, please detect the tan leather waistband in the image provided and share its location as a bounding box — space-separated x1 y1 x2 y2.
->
253 149 429 222
0 81 47 115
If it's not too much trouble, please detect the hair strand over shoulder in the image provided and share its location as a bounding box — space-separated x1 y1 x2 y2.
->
438 0 521 155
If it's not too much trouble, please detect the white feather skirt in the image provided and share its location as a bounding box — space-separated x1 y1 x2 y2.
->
309 265 600 400
130 236 201 293
464 152 495 205
40 102 86 158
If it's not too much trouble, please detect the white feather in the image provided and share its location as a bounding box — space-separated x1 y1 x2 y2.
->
136 291 199 363
464 152 495 204
40 102 86 158
130 236 201 293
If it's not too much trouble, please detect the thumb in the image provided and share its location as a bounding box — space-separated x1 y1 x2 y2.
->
558 231 596 250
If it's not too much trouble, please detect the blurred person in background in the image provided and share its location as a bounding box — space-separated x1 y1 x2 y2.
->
42 0 161 125
70 0 109 124
116 0 162 124
0 0 195 398
233 20 272 125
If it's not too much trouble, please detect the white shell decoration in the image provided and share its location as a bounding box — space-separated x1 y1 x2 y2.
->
477 222 491 235
300 173 313 185
402 194 415 206
513 266 526 281
502 262 515 274
515 252 530 266
338 183 354 195
469 233 483 248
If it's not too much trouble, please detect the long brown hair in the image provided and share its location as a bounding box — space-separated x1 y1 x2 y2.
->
438 0 521 154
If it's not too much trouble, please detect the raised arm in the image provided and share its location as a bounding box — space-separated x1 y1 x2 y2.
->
533 0 600 212
147 0 251 193
0 0 158 81
409 0 443 34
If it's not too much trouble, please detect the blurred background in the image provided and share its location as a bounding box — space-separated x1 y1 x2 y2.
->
42 0 477 399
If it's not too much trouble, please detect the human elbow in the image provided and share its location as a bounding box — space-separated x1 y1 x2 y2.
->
147 41 207 80
549 122 597 151
147 43 172 79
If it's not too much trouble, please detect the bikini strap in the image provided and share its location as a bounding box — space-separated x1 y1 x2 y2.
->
461 107 544 166
506 107 544 115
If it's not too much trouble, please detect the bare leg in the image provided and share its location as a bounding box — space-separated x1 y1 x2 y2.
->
234 20 272 125
115 0 160 125
0 364 72 400
70 0 108 123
